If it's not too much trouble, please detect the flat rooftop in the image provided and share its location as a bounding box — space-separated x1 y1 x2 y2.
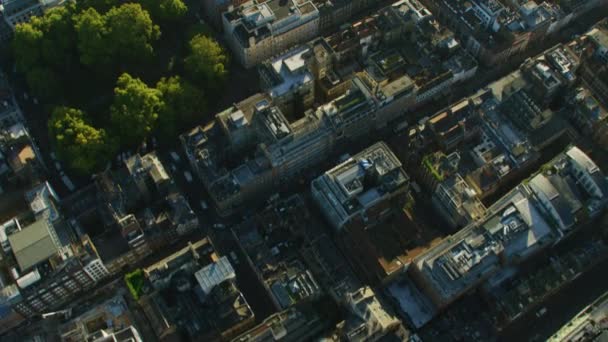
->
312 142 409 229
60 295 134 342
143 238 217 282
415 184 557 306
266 45 314 99
8 219 59 271
326 141 406 203
217 93 271 130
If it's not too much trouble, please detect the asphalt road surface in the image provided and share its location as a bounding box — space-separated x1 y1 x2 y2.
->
499 254 608 341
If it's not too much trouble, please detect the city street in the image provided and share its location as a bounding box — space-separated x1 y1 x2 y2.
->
154 146 278 323
499 253 608 341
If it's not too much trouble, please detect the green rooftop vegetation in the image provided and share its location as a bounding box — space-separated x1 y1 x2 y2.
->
125 268 145 300
422 154 445 182
377 52 404 73
336 92 364 113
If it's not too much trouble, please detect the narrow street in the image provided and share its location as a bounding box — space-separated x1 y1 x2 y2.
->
499 253 608 341
154 147 278 323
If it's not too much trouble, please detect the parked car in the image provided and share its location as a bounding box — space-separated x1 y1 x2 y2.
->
200 200 208 210
535 307 547 318
229 251 239 265
184 171 193 183
62 175 75 192
170 151 180 162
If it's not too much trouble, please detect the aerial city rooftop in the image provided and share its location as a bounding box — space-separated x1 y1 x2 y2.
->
0 0 607 341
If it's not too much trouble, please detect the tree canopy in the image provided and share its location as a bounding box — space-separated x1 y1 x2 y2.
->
13 5 77 100
105 4 160 64
184 34 228 87
49 106 116 174
157 0 188 21
75 4 160 69
76 0 119 13
77 0 186 22
156 76 206 139
13 5 76 72
12 0 226 172
140 0 187 22
37 5 77 68
12 21 43 73
74 8 109 67
110 73 163 146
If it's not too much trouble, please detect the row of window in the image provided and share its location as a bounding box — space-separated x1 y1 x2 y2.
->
7 7 42 27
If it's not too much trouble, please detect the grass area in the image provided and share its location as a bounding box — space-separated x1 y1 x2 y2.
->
125 269 145 300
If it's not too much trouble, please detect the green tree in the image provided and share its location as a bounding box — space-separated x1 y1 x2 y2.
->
13 22 43 73
37 5 77 69
13 5 77 99
49 106 116 174
140 0 187 22
156 76 206 139
111 73 163 145
75 4 160 69
158 0 187 21
104 4 160 65
184 34 228 87
76 0 119 13
74 8 110 67
13 5 76 72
